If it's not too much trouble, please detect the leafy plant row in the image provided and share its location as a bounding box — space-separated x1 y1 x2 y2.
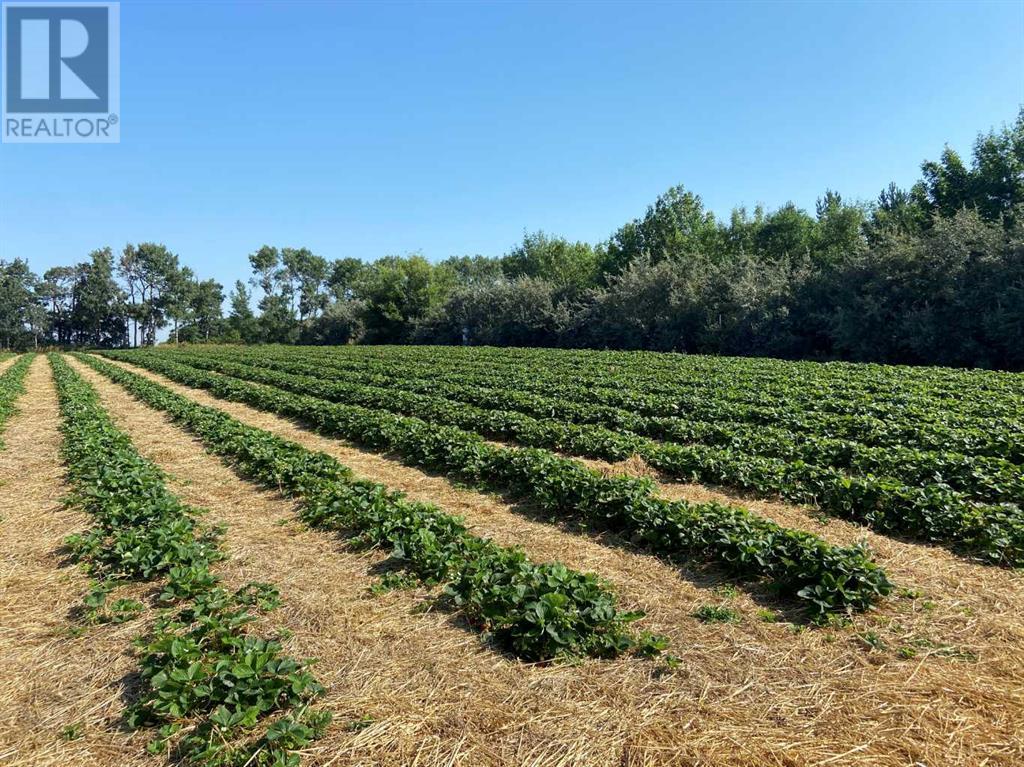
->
74 352 664 660
0 354 33 447
135 351 1024 567
388 341 1024 394
162 349 1024 506
256 341 1023 407
49 355 329 767
96 352 894 617
244 342 1024 421
190 345 1024 464
236 343 1024 428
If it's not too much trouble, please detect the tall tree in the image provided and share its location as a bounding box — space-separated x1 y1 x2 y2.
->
353 254 438 343
502 232 598 293
188 278 225 342
603 185 721 275
70 248 126 347
281 247 329 321
754 203 817 260
0 259 41 349
39 266 78 344
327 257 365 300
118 245 143 347
227 280 260 343
248 245 297 342
435 255 503 288
971 109 1024 224
814 190 867 262
867 183 928 242
120 242 180 345
248 245 281 297
914 109 1023 227
164 265 196 344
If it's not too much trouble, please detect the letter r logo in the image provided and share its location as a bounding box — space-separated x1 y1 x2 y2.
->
4 5 110 113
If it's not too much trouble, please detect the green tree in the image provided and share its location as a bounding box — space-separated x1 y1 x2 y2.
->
227 280 260 343
248 245 297 342
867 183 928 242
919 146 974 219
164 265 196 343
0 259 41 349
248 245 281 296
353 254 438 343
435 255 503 288
417 277 561 347
501 232 598 293
280 247 329 321
603 185 721 275
39 266 78 344
70 248 126 347
814 190 867 262
120 242 180 345
754 203 817 260
722 205 766 255
188 278 225 342
909 109 1023 227
327 257 365 301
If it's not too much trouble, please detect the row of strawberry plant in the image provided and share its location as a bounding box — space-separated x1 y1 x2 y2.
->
278 347 1024 465
340 348 1024 451
159 349 1024 505
239 343 1024 423
140 351 1024 567
94 352 893 617
366 342 1024 394
269 342 1022 406
196 345 1023 464
0 354 33 447
49 354 330 766
314 345 1024 419
74 352 664 660
449 344 1024 400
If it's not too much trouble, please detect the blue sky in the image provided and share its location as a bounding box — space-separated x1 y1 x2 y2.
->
1 0 1022 295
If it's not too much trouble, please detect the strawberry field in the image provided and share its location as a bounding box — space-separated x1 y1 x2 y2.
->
1 348 1023 767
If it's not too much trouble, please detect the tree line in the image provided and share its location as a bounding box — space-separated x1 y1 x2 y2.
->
2 109 1021 369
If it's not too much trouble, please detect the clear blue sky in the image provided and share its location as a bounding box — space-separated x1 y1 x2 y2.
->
2 0 1022 296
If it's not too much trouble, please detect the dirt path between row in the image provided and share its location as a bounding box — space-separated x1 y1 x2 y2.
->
0 356 156 767
79 354 1024 767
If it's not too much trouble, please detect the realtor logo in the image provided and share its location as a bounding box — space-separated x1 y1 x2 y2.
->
2 2 119 142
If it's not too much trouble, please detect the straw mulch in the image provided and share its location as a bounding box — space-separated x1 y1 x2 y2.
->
0 357 158 767
55 355 1024 767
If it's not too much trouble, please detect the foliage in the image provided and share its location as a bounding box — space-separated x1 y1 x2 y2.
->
692 605 739 624
78 352 666 659
0 261 44 348
602 185 721 275
135 346 1024 566
502 231 599 292
49 355 328 766
99 349 896 617
416 276 565 346
0 354 33 447
351 254 444 343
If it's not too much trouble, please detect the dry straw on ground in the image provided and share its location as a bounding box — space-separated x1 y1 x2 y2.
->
60 354 1024 767
0 357 158 767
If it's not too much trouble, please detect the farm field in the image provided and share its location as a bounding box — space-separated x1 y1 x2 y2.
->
1 347 1023 767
